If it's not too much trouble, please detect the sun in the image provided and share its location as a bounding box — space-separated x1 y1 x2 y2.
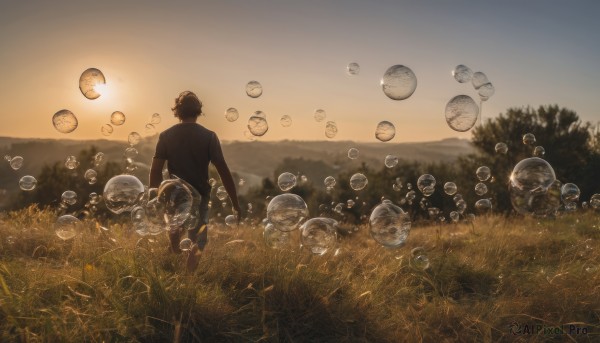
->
93 82 111 100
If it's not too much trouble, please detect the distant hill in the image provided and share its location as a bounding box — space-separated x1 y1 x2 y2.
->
0 136 474 207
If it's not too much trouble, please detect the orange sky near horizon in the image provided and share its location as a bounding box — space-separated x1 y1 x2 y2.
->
1 1 599 144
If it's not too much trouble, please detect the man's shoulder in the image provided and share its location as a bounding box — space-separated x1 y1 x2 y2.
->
161 123 216 138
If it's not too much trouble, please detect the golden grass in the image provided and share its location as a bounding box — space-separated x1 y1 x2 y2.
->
0 206 599 342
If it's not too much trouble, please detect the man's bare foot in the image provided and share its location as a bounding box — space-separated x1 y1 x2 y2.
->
185 244 202 274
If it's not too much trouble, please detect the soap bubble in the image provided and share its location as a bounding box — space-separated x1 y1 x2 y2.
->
216 186 228 201
110 111 126 126
84 169 97 184
475 199 492 213
590 194 600 209
347 148 359 159
522 133 536 145
131 206 160 236
478 83 495 100
350 173 368 191
278 172 297 192
471 71 489 90
4 155 10 162
384 155 398 168
79 68 106 100
533 146 545 157
509 157 561 217
128 132 142 146
347 199 355 208
405 190 416 202
19 175 37 191
101 124 113 136
103 174 145 214
151 113 161 124
300 217 338 255
89 192 100 205
561 183 580 203
9 156 23 170
314 109 326 122
93 152 105 167
64 156 79 170
369 201 411 248
280 115 292 127
144 124 156 136
375 121 395 142
238 178 246 187
449 211 460 222
179 238 193 251
264 223 292 250
55 215 81 240
124 147 138 160
381 65 417 100
325 121 338 139
444 182 457 195
495 142 508 154
266 194 308 232
245 80 263 98
324 176 336 189
225 108 239 122
209 178 217 187
52 109 78 134
247 114 269 136
157 178 201 231
476 166 491 181
411 248 430 270
417 174 436 195
445 95 479 132
393 183 402 192
475 182 488 196
347 62 360 75
452 64 473 83
225 214 237 227
456 199 467 214
61 191 77 205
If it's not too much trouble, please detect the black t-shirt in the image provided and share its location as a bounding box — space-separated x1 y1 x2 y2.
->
153 123 224 196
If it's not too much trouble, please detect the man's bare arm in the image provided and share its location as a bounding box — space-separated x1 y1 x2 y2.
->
213 159 241 215
149 158 165 188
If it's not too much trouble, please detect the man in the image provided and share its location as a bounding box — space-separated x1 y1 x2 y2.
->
150 91 241 272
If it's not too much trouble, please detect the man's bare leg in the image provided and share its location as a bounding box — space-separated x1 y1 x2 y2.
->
168 228 182 254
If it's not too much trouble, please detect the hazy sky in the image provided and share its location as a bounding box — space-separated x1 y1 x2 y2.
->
0 0 599 143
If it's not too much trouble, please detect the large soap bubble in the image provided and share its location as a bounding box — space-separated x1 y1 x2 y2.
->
248 113 269 136
369 201 411 248
103 174 145 214
325 121 338 139
19 175 37 191
375 121 395 142
52 109 78 134
246 81 263 98
225 108 239 122
445 95 479 132
110 111 126 126
300 217 338 255
509 157 561 217
350 173 368 191
452 64 473 83
157 178 201 231
266 194 308 232
381 65 417 100
55 215 82 240
264 222 292 250
278 172 297 192
79 68 106 100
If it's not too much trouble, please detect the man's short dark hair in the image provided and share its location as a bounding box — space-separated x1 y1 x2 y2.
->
172 91 203 119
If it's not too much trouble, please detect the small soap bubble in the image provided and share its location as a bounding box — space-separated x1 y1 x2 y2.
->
89 192 100 205
369 201 411 248
209 178 217 187
347 199 355 208
278 172 297 192
561 183 580 203
55 215 81 240
64 156 79 170
324 176 336 188
325 121 338 139
238 178 246 187
84 169 98 185
381 65 417 100
128 132 142 146
9 156 23 170
19 175 37 191
247 114 269 136
444 182 457 195
103 174 145 214
347 62 360 75
216 186 228 201
590 194 600 209
384 155 398 168
225 214 237 227
225 108 239 122
314 109 326 122
124 147 139 159
266 194 309 232
93 152 105 167
280 115 292 127
53 109 78 134
110 111 126 126
101 124 113 136
79 68 106 100
179 238 193 251
151 113 161 124
478 83 495 100
144 124 156 136
347 148 359 159
452 64 473 83
61 190 77 206
445 95 479 132
350 173 368 191
393 183 402 192
300 218 338 255
476 166 491 181
533 146 545 157
475 182 488 196
471 71 489 90
522 133 536 145
495 142 508 154
375 121 395 142
4 155 11 162
449 211 460 222
245 80 263 98
417 174 436 195
475 199 492 213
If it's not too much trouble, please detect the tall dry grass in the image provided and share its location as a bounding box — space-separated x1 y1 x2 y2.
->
0 205 598 342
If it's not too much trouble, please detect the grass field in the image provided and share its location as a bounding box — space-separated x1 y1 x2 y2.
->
0 206 599 342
